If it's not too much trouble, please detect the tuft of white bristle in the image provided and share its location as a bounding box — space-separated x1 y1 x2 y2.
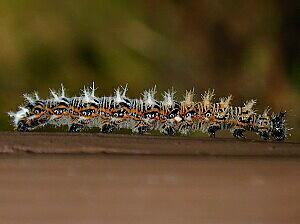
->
60 84 66 98
244 99 256 111
7 107 29 126
80 84 98 103
143 86 157 107
113 84 129 105
262 107 271 117
182 89 195 108
114 87 123 104
23 94 35 104
49 88 59 100
220 95 232 106
122 84 128 98
201 89 215 108
89 82 97 98
83 86 91 103
34 91 40 100
162 88 176 108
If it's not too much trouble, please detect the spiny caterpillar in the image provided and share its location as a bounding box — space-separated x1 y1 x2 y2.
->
8 83 289 141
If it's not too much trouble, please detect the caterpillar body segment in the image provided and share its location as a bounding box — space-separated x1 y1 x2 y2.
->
8 83 290 141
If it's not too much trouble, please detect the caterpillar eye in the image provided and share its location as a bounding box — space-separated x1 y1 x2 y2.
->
113 111 124 117
84 109 96 116
145 112 157 119
168 109 179 119
205 112 211 117
185 112 192 118
54 109 63 115
33 108 42 114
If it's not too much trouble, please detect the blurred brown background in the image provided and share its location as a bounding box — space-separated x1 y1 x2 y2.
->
0 0 299 140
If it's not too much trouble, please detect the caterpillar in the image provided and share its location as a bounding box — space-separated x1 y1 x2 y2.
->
8 83 289 141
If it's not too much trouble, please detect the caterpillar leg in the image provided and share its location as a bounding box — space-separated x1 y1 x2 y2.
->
272 130 286 141
207 125 220 138
160 124 175 136
178 124 192 135
132 122 150 135
258 131 270 140
17 118 47 132
69 123 84 132
232 128 246 139
101 123 116 134
17 121 30 132
137 125 150 135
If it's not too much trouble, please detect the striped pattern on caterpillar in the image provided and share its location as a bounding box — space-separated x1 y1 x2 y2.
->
8 83 289 141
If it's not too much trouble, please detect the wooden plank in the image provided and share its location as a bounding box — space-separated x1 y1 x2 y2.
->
0 132 299 156
0 155 299 224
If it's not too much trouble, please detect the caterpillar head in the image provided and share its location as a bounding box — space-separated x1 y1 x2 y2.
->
270 111 288 141
8 93 47 131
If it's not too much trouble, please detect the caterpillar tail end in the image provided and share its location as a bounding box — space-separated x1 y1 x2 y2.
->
270 111 289 141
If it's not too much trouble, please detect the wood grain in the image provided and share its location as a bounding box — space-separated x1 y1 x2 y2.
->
0 132 299 156
0 155 299 224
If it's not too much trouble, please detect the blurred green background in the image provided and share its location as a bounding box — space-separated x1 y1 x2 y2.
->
0 0 299 140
